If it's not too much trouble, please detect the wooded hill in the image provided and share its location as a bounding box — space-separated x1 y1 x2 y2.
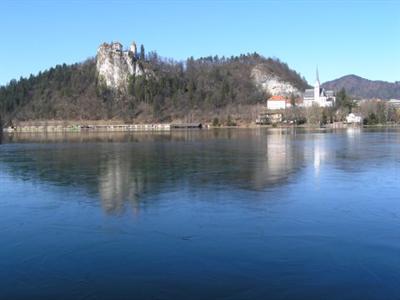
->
0 52 309 126
322 75 400 100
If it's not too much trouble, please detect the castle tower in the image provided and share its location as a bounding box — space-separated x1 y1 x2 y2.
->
111 42 123 51
130 42 137 57
314 67 320 103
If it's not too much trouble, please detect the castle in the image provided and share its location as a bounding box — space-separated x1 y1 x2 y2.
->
107 41 137 57
96 41 143 90
303 69 336 107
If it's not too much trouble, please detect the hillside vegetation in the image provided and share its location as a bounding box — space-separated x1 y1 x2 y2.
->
0 52 308 125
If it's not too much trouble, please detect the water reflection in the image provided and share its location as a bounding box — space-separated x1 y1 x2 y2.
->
312 134 327 177
1 128 400 214
99 154 143 214
2 128 400 300
251 131 304 189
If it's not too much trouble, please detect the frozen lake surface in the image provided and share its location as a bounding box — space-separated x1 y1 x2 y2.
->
1 128 400 299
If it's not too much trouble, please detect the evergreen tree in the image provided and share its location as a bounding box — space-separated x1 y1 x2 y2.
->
140 44 145 61
336 87 355 113
0 52 312 122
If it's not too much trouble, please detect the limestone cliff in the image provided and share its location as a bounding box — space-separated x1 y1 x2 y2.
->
251 64 302 97
96 41 143 90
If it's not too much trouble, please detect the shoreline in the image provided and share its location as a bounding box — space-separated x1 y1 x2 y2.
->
2 123 399 134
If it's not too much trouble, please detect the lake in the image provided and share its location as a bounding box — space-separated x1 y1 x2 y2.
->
1 128 400 299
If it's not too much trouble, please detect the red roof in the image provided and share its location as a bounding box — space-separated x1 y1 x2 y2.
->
269 95 285 101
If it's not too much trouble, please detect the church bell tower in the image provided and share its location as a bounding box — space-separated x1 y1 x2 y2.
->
314 67 320 103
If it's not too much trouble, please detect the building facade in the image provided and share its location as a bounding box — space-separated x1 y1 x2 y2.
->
346 113 362 124
267 95 287 110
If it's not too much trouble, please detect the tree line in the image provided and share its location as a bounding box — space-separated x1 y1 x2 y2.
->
282 88 400 126
0 50 310 125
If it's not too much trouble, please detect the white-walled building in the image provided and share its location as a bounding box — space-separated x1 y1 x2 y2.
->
389 99 400 108
267 95 287 110
304 69 336 107
266 95 304 110
346 113 362 124
111 42 123 52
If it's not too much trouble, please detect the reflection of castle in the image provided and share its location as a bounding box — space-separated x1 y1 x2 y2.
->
5 129 373 212
98 155 144 214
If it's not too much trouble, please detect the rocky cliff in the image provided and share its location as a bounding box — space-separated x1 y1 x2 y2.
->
1 46 309 123
96 42 144 90
251 64 303 97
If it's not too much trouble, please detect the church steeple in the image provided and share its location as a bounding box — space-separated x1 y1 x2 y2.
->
314 66 320 102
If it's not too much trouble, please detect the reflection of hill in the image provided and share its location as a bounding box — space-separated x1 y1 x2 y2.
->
331 128 400 173
0 129 317 213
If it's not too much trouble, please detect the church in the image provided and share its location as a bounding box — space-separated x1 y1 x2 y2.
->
303 69 336 107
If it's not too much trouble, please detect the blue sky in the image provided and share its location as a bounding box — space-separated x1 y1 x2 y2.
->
0 0 399 86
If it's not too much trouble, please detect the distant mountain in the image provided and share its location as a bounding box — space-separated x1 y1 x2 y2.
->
322 75 400 100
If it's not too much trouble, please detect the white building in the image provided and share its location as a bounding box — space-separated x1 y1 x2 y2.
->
111 42 123 52
266 95 304 110
388 99 400 108
346 113 362 124
267 95 287 110
304 69 336 107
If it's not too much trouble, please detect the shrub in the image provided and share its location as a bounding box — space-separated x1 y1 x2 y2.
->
226 115 236 126
212 117 220 127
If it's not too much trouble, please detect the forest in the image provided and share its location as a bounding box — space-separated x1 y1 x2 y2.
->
0 51 309 126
